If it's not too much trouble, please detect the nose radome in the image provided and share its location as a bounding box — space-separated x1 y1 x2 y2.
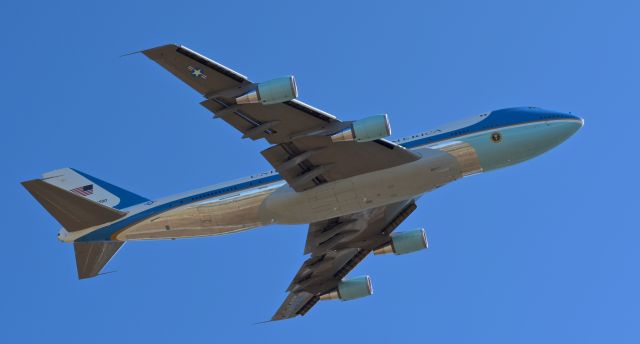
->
566 112 584 127
570 114 584 132
554 115 583 143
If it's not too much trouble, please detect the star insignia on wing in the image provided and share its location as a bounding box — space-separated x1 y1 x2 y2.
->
187 66 207 79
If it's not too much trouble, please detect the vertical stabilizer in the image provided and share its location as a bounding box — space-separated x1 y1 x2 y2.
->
42 168 149 210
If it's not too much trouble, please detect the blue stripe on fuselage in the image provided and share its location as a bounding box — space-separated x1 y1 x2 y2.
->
78 107 578 241
401 107 579 149
76 174 283 241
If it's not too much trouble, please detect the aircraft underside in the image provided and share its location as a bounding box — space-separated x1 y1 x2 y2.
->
118 146 464 241
21 43 582 320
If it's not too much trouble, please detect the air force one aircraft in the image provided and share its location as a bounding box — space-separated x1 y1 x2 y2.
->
22 44 583 320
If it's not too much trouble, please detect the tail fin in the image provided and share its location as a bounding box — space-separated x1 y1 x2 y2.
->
21 179 126 232
22 168 141 279
20 182 126 278
22 168 148 231
40 168 149 210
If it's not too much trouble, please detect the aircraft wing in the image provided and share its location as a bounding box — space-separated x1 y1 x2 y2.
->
142 44 419 191
271 200 417 320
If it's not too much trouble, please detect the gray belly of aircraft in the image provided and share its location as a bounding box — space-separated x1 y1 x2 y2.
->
260 147 462 224
119 147 462 240
120 185 277 240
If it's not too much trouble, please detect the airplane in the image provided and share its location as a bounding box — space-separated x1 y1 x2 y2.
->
21 44 583 321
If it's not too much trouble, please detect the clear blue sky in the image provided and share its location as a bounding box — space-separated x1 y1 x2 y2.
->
1 0 638 342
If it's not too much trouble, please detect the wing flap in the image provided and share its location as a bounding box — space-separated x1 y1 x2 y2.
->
200 98 339 144
272 291 317 321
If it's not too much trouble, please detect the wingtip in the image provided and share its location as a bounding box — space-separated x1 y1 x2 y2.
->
121 44 181 58
252 319 276 325
78 270 118 280
120 50 143 58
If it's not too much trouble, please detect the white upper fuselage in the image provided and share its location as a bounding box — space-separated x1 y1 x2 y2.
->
60 107 583 243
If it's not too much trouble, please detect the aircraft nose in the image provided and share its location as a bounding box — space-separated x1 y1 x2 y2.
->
565 113 584 135
567 113 584 129
546 113 583 144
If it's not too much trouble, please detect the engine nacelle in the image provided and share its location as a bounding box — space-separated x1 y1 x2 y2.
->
330 114 391 142
374 228 428 255
319 275 374 301
236 76 298 105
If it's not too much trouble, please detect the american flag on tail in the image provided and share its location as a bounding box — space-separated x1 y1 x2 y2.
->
70 184 94 196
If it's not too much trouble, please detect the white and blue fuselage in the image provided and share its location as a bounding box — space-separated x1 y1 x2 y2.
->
59 107 583 243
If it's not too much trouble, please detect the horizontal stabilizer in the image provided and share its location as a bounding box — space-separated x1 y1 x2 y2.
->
74 241 124 279
21 180 126 232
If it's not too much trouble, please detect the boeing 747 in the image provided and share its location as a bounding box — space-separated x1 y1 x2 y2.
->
22 44 583 320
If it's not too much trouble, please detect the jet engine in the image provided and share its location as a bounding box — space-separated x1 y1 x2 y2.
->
330 114 392 142
236 76 298 105
319 275 374 301
374 228 428 255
